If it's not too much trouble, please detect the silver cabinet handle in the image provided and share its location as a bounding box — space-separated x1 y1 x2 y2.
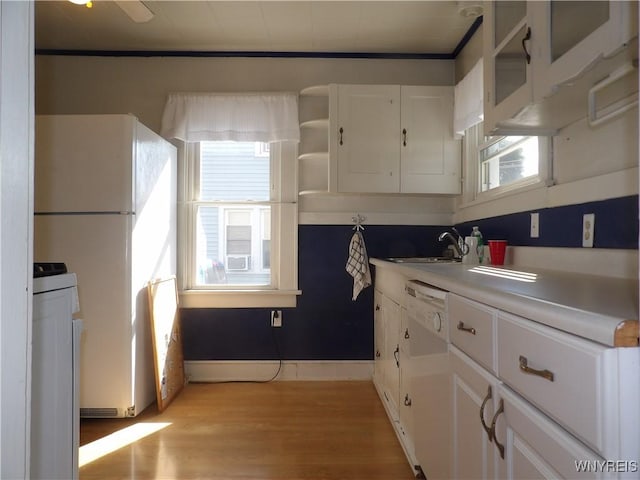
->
490 399 505 459
457 321 476 335
519 355 554 382
402 128 407 146
404 394 412 407
404 328 410 339
393 345 399 368
479 385 493 441
339 127 344 145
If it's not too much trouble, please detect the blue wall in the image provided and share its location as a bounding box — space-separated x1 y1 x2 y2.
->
456 195 638 249
180 195 638 362
181 225 448 361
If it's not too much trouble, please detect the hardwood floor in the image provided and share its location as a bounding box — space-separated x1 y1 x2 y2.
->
80 381 416 480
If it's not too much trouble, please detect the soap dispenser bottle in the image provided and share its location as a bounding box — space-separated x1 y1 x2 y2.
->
471 226 484 264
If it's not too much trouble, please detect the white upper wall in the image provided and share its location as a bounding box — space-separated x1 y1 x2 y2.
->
36 55 453 134
35 55 458 223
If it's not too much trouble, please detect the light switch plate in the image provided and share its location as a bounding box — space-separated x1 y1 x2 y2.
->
582 213 595 248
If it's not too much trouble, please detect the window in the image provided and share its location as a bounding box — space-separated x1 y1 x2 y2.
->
461 122 550 203
194 141 271 287
479 135 539 192
182 140 299 307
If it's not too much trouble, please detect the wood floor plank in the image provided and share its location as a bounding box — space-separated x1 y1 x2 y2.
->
80 381 416 480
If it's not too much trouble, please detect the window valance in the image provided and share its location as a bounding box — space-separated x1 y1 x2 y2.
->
454 59 484 137
161 92 300 143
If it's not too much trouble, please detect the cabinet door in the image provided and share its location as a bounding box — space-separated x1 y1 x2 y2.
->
494 386 603 480
533 1 638 100
382 293 401 419
483 1 534 134
399 307 412 437
451 346 500 480
335 85 400 193
400 86 461 194
373 290 385 387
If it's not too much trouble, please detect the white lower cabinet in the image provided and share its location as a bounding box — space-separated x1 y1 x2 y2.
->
495 385 603 480
449 295 639 480
451 345 608 480
451 346 500 480
373 289 401 421
374 268 639 480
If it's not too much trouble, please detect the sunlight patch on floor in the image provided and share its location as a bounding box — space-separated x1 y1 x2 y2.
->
79 422 171 467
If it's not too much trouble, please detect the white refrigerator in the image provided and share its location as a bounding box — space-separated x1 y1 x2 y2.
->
34 114 177 418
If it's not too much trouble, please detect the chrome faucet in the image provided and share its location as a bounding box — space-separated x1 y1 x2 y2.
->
438 227 468 259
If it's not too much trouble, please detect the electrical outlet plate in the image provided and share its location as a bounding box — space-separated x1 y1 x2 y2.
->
530 212 540 238
582 213 595 248
271 310 282 327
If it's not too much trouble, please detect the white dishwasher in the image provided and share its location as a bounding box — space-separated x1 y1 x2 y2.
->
404 280 451 480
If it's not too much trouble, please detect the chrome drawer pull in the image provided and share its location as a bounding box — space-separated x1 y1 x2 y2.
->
519 355 554 382
457 321 476 335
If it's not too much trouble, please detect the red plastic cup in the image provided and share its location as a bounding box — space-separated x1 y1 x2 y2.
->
488 240 507 266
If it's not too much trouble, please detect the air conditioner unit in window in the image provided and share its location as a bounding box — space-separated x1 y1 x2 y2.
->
226 255 250 271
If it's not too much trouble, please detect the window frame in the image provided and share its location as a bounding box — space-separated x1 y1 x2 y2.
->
459 122 552 208
178 141 300 308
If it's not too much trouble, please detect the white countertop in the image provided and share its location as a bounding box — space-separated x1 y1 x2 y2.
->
370 258 639 347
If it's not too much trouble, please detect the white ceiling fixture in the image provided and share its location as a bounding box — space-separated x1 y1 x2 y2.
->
457 1 483 18
114 0 154 23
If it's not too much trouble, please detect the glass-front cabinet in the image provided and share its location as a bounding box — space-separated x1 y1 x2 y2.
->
484 0 638 135
484 1 533 135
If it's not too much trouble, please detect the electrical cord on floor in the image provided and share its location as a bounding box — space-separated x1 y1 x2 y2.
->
203 323 283 384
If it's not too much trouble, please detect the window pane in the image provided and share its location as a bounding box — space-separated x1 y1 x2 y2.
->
199 141 270 201
494 1 526 47
494 25 529 105
480 136 538 192
551 1 608 62
196 205 271 286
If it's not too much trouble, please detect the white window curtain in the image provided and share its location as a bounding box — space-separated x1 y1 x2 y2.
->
161 92 300 143
454 59 484 137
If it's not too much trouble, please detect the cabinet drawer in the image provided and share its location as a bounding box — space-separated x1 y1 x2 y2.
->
497 312 610 456
448 294 496 373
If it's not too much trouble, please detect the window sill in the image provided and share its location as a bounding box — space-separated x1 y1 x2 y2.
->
457 176 549 211
179 289 302 308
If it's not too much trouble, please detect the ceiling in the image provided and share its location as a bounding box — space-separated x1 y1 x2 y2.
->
35 1 482 56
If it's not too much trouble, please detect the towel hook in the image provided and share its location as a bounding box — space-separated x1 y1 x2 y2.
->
352 214 366 231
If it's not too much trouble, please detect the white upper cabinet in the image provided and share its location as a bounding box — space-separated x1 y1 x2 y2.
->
332 84 401 193
483 1 534 134
329 84 461 194
484 0 638 135
401 86 461 194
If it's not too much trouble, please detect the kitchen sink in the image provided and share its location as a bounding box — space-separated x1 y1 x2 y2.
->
384 256 460 264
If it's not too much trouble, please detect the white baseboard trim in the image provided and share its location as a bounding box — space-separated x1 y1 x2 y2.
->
185 360 374 382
